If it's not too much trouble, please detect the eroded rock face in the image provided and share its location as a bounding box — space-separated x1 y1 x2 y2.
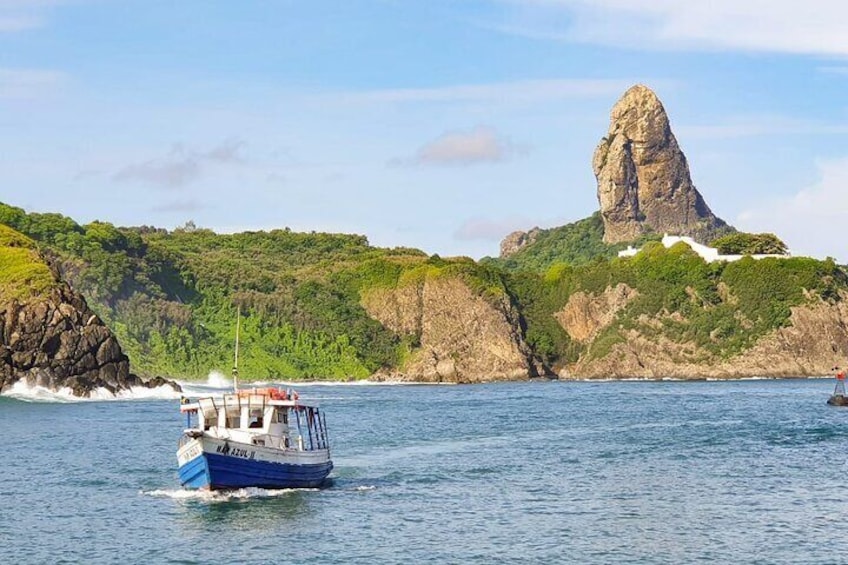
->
0 283 180 397
555 283 639 343
594 84 729 244
566 294 848 379
363 278 550 382
500 228 540 258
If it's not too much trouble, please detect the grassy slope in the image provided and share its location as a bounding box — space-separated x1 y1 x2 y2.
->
0 224 56 304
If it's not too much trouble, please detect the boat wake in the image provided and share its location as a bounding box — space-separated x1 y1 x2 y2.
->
142 487 315 501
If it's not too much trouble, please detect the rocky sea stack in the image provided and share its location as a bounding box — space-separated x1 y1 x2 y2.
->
0 225 179 396
593 84 730 244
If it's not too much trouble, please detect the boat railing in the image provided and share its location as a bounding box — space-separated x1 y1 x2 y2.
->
184 391 330 453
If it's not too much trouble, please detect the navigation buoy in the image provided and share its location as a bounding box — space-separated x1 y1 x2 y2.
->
828 366 848 406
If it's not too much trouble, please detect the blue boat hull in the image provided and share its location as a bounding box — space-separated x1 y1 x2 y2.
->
179 452 334 490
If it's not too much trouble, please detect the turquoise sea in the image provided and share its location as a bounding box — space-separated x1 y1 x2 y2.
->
2 378 848 564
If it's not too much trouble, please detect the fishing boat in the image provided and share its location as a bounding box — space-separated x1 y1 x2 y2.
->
176 388 333 489
175 309 333 490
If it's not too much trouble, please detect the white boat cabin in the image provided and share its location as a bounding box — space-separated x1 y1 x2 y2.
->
180 390 329 452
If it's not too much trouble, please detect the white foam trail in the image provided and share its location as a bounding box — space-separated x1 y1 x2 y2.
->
142 487 314 501
0 380 181 403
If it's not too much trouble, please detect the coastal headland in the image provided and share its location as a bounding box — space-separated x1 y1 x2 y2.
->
2 85 847 391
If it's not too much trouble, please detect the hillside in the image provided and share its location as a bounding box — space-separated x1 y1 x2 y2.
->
514 242 848 373
2 201 847 380
487 212 661 273
0 202 535 380
0 222 176 395
4 82 848 382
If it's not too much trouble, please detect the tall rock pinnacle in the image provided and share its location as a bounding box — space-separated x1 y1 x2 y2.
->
593 84 729 244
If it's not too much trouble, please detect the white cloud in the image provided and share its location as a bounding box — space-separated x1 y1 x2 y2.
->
394 126 524 167
736 156 848 262
114 153 200 188
491 1 848 56
112 139 246 188
199 137 245 164
0 68 65 98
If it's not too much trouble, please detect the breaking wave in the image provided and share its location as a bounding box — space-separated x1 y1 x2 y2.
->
205 371 232 389
0 379 181 403
1 370 440 404
177 372 234 398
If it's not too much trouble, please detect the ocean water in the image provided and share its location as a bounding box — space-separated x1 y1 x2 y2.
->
2 378 848 564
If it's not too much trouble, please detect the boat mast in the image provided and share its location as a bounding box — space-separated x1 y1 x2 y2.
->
232 305 240 393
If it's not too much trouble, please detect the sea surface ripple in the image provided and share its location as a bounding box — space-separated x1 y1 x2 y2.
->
2 379 848 564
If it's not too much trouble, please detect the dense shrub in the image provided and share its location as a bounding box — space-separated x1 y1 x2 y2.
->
710 232 788 255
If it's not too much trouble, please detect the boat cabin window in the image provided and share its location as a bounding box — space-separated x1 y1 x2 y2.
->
247 394 266 429
223 396 240 428
248 408 264 428
198 398 218 431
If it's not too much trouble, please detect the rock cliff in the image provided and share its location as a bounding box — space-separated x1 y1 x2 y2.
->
557 289 848 379
555 283 639 343
0 228 179 396
500 228 540 258
362 277 549 382
593 84 730 244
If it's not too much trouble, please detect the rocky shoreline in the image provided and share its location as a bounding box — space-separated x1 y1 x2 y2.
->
0 257 180 398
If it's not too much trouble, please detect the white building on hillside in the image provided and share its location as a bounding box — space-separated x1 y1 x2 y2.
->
617 234 790 263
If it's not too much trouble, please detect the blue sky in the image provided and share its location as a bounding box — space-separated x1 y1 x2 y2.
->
2 1 848 261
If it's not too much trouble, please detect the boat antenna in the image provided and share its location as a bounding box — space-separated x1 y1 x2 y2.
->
232 304 240 393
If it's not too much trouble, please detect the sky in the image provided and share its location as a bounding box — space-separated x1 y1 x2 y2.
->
2 1 848 262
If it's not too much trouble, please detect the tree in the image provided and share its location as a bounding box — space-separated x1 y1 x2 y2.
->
710 232 788 255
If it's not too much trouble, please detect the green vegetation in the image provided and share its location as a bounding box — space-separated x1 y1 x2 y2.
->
515 243 847 366
0 224 56 304
487 213 661 273
1 200 843 379
710 232 788 255
0 203 505 380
